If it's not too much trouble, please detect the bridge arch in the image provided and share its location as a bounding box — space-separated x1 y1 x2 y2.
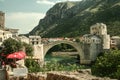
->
43 40 85 60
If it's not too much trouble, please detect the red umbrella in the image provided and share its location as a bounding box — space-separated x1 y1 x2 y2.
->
7 51 26 59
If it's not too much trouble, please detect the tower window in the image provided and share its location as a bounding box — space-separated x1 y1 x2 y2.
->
103 26 105 29
0 38 2 42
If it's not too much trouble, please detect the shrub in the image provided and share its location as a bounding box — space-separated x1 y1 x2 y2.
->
25 59 41 73
2 38 23 54
91 50 120 79
22 42 33 56
25 59 86 73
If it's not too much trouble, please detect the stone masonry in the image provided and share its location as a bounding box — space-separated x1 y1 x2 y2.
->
0 11 5 29
32 23 110 65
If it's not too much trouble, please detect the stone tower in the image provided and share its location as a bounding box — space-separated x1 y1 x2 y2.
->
0 11 5 29
90 23 107 35
82 34 102 61
90 23 110 50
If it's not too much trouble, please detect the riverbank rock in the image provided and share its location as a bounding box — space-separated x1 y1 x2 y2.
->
46 71 112 80
27 72 46 80
8 69 116 80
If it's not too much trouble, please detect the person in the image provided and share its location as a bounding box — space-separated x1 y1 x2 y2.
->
10 62 17 68
2 61 6 69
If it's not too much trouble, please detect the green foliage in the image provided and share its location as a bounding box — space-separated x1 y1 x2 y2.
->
25 58 87 73
25 59 41 73
2 38 23 54
1 38 33 56
22 42 33 56
29 0 120 37
75 38 80 42
42 60 85 72
91 50 120 79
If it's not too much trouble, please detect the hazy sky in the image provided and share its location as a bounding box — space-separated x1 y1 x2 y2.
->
0 0 81 34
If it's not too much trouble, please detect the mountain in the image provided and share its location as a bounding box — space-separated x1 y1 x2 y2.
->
29 0 120 37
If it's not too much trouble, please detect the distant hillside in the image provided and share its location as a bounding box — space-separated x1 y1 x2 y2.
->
29 0 120 37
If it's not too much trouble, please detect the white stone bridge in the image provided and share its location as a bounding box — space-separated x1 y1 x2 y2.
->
31 23 111 64
33 39 102 64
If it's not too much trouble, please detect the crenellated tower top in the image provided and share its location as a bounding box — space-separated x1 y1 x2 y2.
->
90 23 107 36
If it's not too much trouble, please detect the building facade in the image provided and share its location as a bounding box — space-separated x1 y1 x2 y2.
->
0 11 5 29
81 23 110 61
90 23 110 50
0 29 12 45
5 28 19 38
0 11 19 45
82 34 102 61
110 36 120 49
90 23 107 35
18 36 29 44
29 36 41 45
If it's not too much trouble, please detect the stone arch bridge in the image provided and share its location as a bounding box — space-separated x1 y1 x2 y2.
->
33 40 100 64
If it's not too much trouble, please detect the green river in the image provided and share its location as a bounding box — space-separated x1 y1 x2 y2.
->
45 53 80 65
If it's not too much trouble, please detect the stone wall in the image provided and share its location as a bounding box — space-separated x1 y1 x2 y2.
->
9 73 46 80
0 11 5 29
0 69 8 80
46 73 78 80
8 70 112 80
27 73 46 80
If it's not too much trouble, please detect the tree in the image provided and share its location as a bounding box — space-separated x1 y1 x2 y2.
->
22 42 33 56
1 38 34 56
2 38 23 55
91 50 120 79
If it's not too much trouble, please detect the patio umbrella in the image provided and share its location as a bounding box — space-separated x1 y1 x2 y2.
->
6 51 26 68
7 51 26 59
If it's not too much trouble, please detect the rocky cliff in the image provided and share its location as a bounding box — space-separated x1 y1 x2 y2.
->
29 0 120 37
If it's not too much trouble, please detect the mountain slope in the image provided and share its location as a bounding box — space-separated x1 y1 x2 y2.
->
29 0 120 37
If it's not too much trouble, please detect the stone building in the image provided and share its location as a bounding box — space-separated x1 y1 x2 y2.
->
90 23 110 50
0 29 12 45
5 28 19 38
18 36 30 44
29 36 41 45
90 23 107 35
82 34 102 61
82 23 110 61
0 11 5 29
0 11 19 45
110 36 120 49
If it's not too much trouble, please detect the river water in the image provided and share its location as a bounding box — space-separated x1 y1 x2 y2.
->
45 52 80 65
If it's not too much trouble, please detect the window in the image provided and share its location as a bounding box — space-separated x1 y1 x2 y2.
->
88 40 90 43
97 32 99 35
3 33 4 35
32 42 34 45
99 26 101 29
0 38 2 42
36 42 38 44
112 40 115 43
103 26 105 29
